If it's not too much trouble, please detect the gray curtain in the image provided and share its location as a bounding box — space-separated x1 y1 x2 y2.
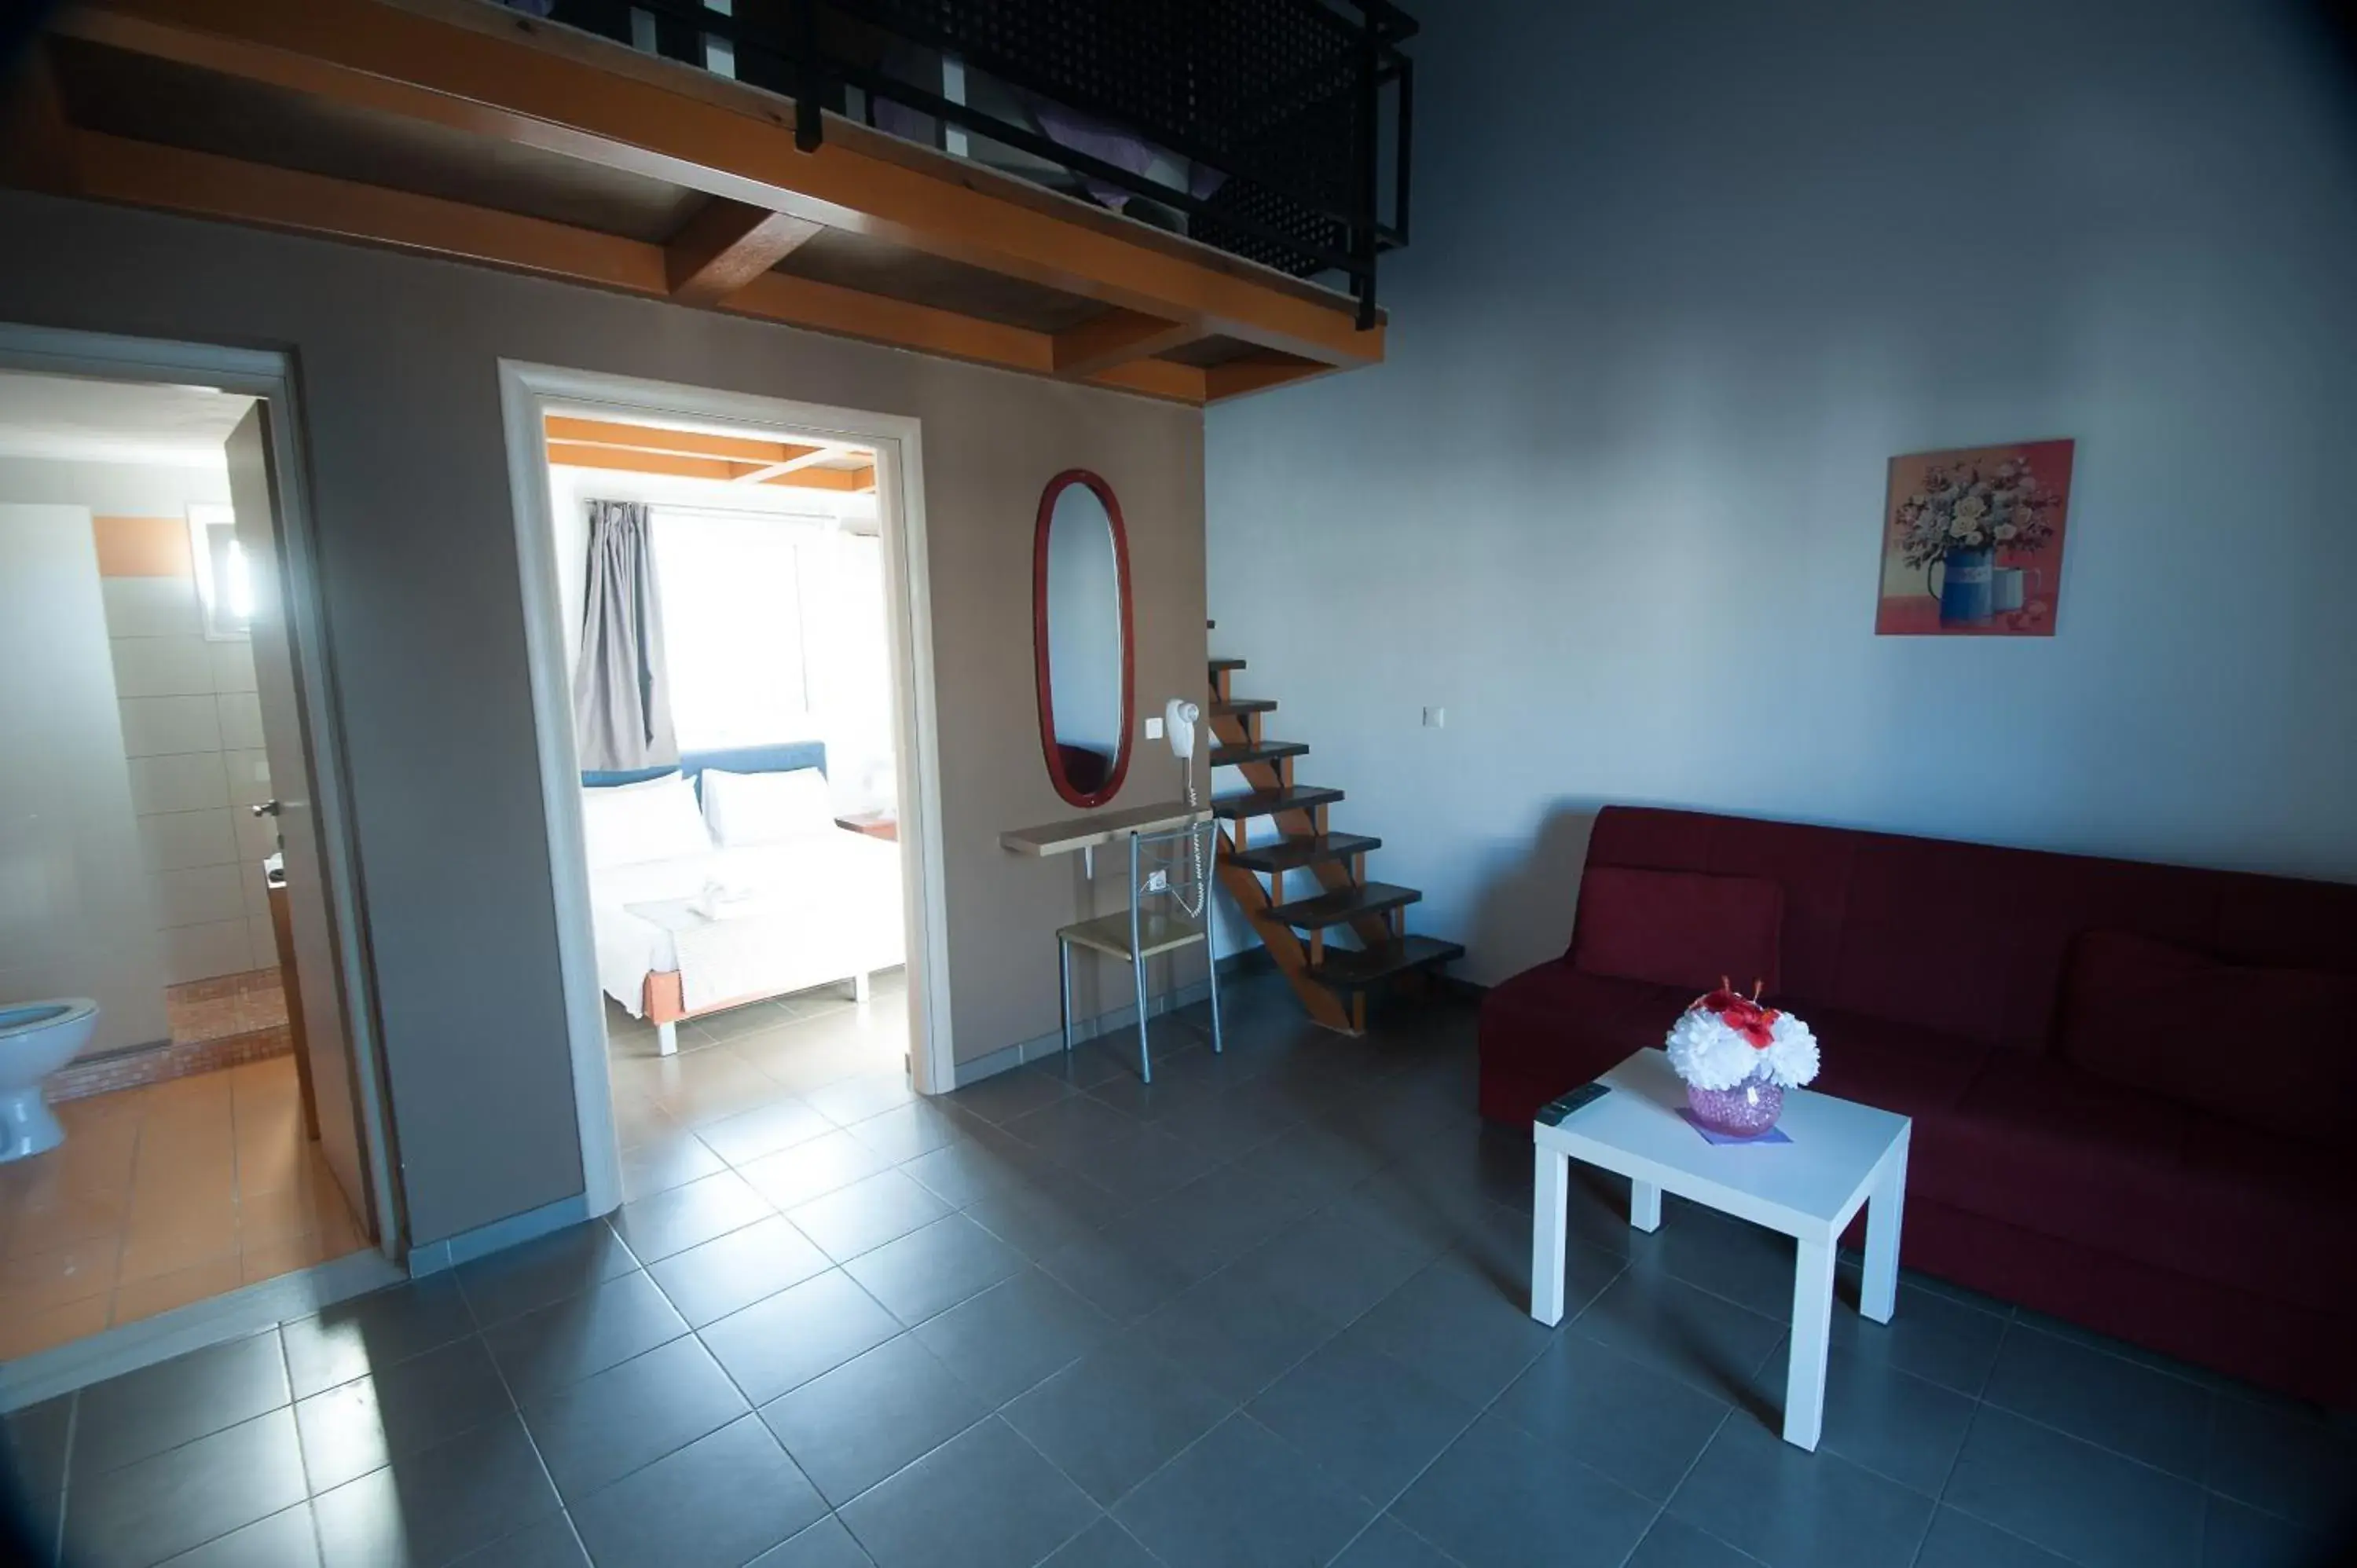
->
572 500 679 771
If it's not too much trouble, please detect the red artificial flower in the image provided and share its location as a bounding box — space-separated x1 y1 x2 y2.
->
1691 978 1780 1049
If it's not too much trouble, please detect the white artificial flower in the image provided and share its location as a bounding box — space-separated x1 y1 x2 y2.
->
1764 1013 1820 1087
1663 1009 1761 1091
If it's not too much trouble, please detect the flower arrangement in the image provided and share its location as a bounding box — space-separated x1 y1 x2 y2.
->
1891 453 2058 569
1666 980 1819 1138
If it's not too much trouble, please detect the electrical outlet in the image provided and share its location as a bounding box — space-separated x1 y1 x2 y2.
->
1422 706 1446 728
1145 715 1164 741
1146 869 1170 893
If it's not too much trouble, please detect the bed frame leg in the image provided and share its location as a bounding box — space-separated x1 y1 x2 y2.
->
852 971 872 1004
656 1020 679 1057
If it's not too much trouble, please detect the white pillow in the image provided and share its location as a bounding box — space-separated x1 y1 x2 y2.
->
701 767 834 847
580 773 713 869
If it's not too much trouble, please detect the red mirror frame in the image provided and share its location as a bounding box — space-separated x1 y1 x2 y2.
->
1032 468 1135 809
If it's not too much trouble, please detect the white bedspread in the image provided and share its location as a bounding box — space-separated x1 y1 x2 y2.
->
590 831 904 1016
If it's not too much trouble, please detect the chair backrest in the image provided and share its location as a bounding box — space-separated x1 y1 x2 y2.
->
1129 820 1217 920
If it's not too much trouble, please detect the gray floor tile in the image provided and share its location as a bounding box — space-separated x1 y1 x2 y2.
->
1039 1516 1166 1568
1490 1332 1728 1502
1625 1515 1769 1568
453 1219 639 1329
294 1335 515 1492
701 1267 906 1404
741 1130 896 1211
1116 1161 1316 1284
2201 1495 2345 1568
1037 1227 1200 1323
479 1269 690 1401
619 1130 727 1203
1129 1267 1341 1404
1347 1258 1557 1405
521 1334 750 1503
448 1513 593 1567
761 1335 988 1505
1982 1321 2216 1478
647 1213 832 1327
1116 1413 1377 1567
1570 1266 1786 1406
310 1410 560 1567
1391 1410 1655 1568
156 1502 320 1567
1004 1340 1233 1506
1644 1207 1801 1323
1330 1516 1464 1568
954 1177 1131 1259
1944 1405 2205 1568
1219 1189 1444 1328
2204 1393 2357 1529
789 1169 955 1262
74 1328 291 1475
844 1213 1026 1324
6 1394 71 1502
839 1416 1100 1568
911 1267 1115 1405
1825 1279 2011 1398
282 1275 480 1398
1745 1339 1975 1497
948 1068 1080 1125
898 1131 1050 1207
806 1070 918 1127
1668 1413 1934 1568
1248 1333 1478 1506
68 1408 309 1568
1912 1507 2073 1568
695 1095 835 1167
750 1515 880 1567
570 1414 827 1568
610 1167 775 1263
844 1099 974 1163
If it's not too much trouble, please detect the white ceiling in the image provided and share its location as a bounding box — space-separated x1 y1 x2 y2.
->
0 370 257 467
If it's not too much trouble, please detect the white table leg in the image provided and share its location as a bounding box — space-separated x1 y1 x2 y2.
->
1531 1148 1570 1325
656 1020 679 1057
1861 1133 1908 1324
1629 1178 1662 1233
1784 1234 1837 1450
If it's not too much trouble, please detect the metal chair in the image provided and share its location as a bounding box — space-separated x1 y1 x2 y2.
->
1056 819 1222 1083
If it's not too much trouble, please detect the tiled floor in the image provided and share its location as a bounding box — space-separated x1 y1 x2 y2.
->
0 1057 369 1360
5 976 2352 1567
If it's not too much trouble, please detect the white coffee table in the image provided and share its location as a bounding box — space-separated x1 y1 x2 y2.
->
1529 1048 1912 1451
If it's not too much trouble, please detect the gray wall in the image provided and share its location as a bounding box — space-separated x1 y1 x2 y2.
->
0 190 1205 1245
1207 0 2357 984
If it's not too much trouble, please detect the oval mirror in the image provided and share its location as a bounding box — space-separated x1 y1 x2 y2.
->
1033 469 1134 808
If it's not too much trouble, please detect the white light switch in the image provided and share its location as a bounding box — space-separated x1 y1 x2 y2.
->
1145 716 1164 741
1422 706 1446 728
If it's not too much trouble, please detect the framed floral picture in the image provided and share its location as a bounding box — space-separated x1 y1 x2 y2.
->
1876 439 2075 636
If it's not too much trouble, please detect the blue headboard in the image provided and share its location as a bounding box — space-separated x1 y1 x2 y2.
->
583 741 827 794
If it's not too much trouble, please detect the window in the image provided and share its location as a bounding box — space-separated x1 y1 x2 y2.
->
649 508 827 750
187 504 253 640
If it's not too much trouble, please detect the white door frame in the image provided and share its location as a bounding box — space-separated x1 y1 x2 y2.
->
496 362 953 1221
0 323 404 1256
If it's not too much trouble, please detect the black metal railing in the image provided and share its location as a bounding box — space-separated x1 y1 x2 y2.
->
522 0 1415 325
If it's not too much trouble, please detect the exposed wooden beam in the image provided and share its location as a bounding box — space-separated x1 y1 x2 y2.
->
54 0 1381 368
732 445 841 484
1203 353 1335 401
665 197 821 305
57 132 1220 403
545 441 871 490
543 415 815 467
1050 309 1204 379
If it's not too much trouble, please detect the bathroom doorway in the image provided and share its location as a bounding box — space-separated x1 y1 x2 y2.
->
0 328 397 1378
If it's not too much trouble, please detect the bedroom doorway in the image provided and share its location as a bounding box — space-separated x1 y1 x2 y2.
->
500 365 949 1220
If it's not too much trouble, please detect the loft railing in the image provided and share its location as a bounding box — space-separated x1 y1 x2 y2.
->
513 0 1417 325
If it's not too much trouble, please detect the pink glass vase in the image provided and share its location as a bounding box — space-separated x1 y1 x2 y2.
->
1685 1059 1784 1138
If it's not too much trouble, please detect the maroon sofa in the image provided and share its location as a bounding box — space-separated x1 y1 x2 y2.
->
1479 805 2357 1408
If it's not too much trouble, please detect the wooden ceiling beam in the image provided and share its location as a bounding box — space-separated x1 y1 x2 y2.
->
665 197 822 306
732 445 841 484
1203 353 1336 401
53 0 1380 369
545 440 872 490
1050 309 1205 379
58 132 1217 404
542 415 816 467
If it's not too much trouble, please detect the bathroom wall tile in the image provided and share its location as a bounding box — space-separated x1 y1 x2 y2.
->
119 694 223 757
209 639 258 694
156 864 247 929
244 870 273 924
217 691 266 750
247 917 277 971
142 808 240 872
112 634 215 698
130 753 229 815
236 804 280 862
166 920 258 986
223 747 273 798
102 574 203 638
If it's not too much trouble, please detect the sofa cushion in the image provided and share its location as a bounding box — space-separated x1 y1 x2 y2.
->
1568 867 1783 995
2058 929 2348 1145
2173 1121 2357 1314
1480 962 1692 1087
1782 1004 1991 1124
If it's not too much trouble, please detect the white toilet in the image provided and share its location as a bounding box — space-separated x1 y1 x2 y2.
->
0 998 97 1163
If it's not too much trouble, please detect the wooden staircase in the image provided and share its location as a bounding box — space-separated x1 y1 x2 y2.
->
1207 656 1464 1035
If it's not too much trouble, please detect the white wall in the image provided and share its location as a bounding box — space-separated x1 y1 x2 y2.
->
0 456 228 514
1205 0 2357 982
0 506 171 1053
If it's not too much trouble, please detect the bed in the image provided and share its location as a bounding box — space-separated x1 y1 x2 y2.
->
581 743 904 1055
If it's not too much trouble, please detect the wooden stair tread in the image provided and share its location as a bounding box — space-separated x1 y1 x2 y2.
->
1306 936 1466 989
1208 657 1246 673
1210 698 1276 717
1225 832 1381 874
1210 739 1309 768
1267 881 1421 929
1211 784 1342 820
